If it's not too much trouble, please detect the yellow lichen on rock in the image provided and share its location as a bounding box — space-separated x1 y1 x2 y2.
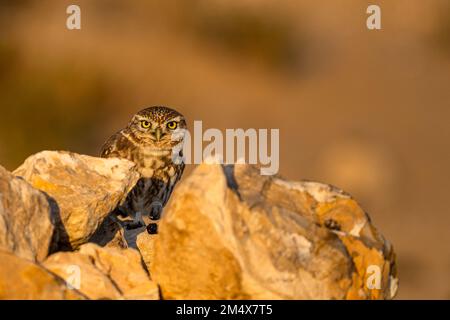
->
0 165 55 262
315 198 398 299
151 163 398 300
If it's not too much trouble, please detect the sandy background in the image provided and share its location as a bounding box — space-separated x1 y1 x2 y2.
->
0 0 449 299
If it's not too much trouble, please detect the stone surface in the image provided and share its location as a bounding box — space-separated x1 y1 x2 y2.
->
89 214 128 249
136 229 158 274
95 217 157 275
0 165 55 262
151 164 398 300
43 243 159 300
14 151 140 249
0 250 85 300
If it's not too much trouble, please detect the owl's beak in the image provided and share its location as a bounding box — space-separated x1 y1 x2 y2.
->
155 128 162 141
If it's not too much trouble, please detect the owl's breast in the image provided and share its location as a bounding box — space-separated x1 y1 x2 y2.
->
133 147 175 178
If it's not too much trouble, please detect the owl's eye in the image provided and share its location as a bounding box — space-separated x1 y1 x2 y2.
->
141 120 151 129
167 121 178 130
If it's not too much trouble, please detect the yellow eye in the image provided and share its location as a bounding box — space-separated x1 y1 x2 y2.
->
167 121 178 130
141 120 151 129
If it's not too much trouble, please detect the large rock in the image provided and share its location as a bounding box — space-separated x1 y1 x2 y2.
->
150 164 398 300
14 151 140 250
0 250 85 300
43 243 159 300
0 165 55 262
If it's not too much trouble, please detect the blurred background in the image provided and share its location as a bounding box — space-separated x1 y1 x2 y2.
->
0 0 449 299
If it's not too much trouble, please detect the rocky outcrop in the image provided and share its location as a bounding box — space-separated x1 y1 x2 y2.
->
136 229 158 273
14 151 140 249
0 150 398 300
0 250 86 300
151 164 398 300
43 243 159 300
0 165 55 262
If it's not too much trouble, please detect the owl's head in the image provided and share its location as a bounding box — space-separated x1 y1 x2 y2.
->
129 106 187 147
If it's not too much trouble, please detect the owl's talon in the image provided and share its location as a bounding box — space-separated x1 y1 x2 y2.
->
149 205 162 220
150 212 161 220
147 223 158 234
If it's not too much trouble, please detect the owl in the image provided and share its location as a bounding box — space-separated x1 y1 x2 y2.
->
100 106 186 229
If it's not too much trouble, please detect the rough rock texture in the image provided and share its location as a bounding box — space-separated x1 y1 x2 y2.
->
92 218 158 275
0 250 85 300
43 243 159 300
0 165 55 262
151 164 398 300
89 215 128 249
14 151 140 249
136 230 158 273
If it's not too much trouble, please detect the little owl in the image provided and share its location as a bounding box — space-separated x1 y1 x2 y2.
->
100 106 186 230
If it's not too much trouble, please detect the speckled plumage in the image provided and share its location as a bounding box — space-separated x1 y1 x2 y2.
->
100 106 186 227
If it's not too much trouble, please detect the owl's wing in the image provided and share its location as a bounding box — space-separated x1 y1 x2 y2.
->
100 130 133 159
174 162 185 184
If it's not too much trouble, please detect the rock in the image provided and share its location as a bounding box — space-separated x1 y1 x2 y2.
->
89 214 128 249
43 243 159 300
99 218 158 274
0 165 55 262
14 151 140 250
0 250 85 300
314 139 398 209
136 230 158 274
121 224 146 249
150 164 398 300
